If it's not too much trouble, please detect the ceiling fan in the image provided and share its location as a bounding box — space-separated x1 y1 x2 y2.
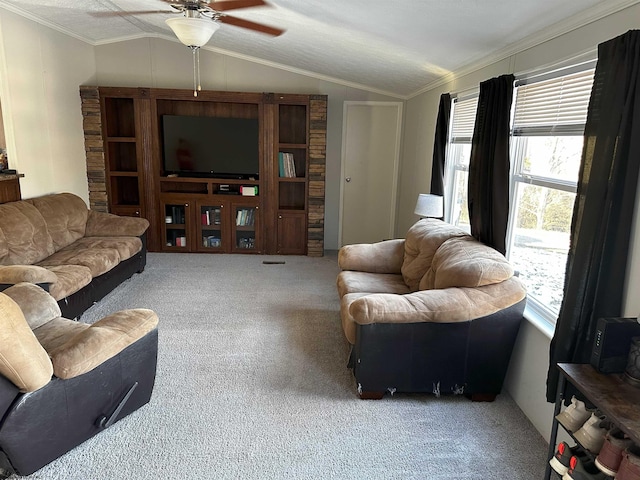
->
100 0 285 95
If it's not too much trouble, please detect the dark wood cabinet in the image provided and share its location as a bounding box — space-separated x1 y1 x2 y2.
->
79 87 326 256
0 174 22 204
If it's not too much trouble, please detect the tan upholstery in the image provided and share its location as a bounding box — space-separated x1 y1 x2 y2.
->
0 201 55 265
337 219 526 344
0 193 149 303
27 194 88 251
42 265 92 301
39 246 121 278
2 283 159 385
46 309 158 380
0 292 53 392
401 219 467 291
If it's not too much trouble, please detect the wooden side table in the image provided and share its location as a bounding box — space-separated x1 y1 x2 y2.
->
0 173 22 203
544 363 640 479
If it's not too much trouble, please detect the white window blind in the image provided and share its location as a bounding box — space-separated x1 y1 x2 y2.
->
512 68 595 136
450 96 478 142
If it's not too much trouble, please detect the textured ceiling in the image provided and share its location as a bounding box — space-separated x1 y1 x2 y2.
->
0 0 635 97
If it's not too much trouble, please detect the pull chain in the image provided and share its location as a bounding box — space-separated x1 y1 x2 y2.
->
191 46 201 97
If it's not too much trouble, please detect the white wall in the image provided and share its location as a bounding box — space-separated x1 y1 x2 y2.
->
401 3 640 441
0 9 95 203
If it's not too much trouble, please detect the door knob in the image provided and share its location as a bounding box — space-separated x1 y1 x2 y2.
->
345 177 351 182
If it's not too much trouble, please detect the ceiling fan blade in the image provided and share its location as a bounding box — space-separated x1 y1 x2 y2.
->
218 15 284 36
207 0 267 12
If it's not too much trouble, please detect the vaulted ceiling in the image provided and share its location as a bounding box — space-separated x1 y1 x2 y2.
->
0 0 636 97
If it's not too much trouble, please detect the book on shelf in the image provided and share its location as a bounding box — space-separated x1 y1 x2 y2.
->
278 152 296 178
236 208 255 226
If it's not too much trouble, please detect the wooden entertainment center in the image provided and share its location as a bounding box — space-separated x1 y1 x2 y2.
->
79 86 327 256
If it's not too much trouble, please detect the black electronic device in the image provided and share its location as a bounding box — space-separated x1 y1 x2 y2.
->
590 317 640 373
1 169 16 174
161 115 259 180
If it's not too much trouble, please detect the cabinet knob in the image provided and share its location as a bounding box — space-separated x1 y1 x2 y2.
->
278 215 282 219
345 177 352 183
185 203 189 207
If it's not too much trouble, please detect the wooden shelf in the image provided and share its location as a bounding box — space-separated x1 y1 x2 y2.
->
545 363 640 480
80 87 327 256
558 363 640 445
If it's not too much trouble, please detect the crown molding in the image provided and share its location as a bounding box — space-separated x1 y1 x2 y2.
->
407 0 640 99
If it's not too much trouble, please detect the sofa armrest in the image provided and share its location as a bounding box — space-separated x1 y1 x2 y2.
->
49 309 159 380
3 283 62 330
85 210 150 237
338 239 405 273
349 277 526 325
0 265 57 287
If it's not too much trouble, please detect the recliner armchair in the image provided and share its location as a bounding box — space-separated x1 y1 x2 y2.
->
0 282 159 477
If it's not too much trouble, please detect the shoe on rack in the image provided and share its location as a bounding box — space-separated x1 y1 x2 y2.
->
551 444 595 477
550 442 578 475
595 428 633 476
615 444 640 480
556 395 592 432
562 455 610 480
574 412 608 453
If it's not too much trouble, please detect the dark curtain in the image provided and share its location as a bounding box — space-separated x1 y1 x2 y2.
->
430 93 451 196
546 29 640 402
467 74 514 254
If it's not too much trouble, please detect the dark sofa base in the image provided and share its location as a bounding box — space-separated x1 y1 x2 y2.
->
348 298 526 399
59 243 147 319
0 329 158 477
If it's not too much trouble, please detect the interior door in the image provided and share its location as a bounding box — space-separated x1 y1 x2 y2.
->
340 102 402 246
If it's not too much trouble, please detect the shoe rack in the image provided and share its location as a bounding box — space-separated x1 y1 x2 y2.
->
544 363 640 479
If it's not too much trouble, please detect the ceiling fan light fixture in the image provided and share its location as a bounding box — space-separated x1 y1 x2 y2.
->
165 17 220 47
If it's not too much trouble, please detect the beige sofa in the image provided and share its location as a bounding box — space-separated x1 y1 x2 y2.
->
0 193 149 319
337 218 527 400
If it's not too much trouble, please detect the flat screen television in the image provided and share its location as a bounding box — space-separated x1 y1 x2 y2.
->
162 115 259 179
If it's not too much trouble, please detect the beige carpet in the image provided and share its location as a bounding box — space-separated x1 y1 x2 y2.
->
13 252 547 480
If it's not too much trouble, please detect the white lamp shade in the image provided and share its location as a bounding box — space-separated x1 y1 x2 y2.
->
414 194 444 218
166 17 220 47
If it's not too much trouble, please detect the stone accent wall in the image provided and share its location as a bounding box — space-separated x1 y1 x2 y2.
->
79 86 108 212
308 95 327 257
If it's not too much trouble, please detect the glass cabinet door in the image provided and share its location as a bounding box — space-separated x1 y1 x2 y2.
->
197 202 225 252
232 203 260 253
162 201 191 250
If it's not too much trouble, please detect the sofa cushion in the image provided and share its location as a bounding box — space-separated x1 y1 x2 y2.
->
72 236 142 262
43 265 93 301
27 193 88 251
401 219 467 291
422 236 514 290
0 201 55 265
337 271 410 298
0 293 53 392
38 246 120 278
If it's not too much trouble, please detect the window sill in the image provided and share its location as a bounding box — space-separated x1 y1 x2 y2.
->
523 301 555 340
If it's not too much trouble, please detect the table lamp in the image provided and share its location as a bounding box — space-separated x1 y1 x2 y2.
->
414 194 444 219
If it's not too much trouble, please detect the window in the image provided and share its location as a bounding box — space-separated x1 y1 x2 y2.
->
507 66 594 323
443 64 595 324
444 96 477 232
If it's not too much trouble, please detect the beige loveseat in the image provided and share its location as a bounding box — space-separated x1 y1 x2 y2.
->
0 193 149 319
336 218 527 400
